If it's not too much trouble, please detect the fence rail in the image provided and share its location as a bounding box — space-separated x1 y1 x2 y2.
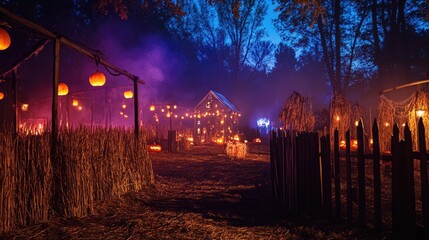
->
271 118 429 238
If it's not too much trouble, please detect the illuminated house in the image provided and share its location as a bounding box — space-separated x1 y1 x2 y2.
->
193 91 240 144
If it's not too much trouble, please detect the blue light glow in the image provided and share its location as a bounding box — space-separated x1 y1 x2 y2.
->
257 118 270 128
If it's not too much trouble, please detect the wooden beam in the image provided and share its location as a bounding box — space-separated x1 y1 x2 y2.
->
0 6 144 85
382 79 429 93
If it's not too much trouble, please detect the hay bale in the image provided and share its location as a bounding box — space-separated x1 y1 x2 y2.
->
0 127 154 233
226 141 247 159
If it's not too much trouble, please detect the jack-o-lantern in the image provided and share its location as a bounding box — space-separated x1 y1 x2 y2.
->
58 83 69 96
89 70 106 87
124 90 133 99
0 28 11 51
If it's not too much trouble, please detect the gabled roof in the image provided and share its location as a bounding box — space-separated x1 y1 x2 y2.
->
195 90 239 112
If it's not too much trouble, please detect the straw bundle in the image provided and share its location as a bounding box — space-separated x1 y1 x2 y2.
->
329 93 352 144
55 127 154 218
0 127 154 233
0 133 51 232
226 141 247 159
280 91 315 132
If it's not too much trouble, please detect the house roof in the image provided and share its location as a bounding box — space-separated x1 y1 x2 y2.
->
195 90 239 112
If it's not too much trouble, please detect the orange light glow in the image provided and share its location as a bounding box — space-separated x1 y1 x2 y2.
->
58 82 69 96
352 140 358 150
148 144 162 152
123 90 133 99
216 138 224 144
355 120 359 127
339 140 346 149
233 135 240 141
385 122 390 127
336 115 340 121
0 27 11 50
21 103 29 112
72 99 79 106
253 138 262 143
150 105 155 111
122 104 126 109
0 91 4 100
89 70 106 87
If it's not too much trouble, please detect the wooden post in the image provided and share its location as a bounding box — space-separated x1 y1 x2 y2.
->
52 38 60 143
321 134 332 220
391 124 400 236
12 69 17 137
334 129 341 221
51 37 61 214
133 78 139 138
418 118 429 238
346 130 352 222
270 130 279 202
357 119 366 228
403 124 416 238
372 119 382 233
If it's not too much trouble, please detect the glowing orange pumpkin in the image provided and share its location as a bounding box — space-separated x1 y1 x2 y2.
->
58 83 69 96
124 90 133 99
89 70 106 87
0 28 11 51
0 91 4 100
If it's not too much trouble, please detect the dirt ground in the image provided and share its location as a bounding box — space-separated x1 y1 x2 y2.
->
1 143 386 239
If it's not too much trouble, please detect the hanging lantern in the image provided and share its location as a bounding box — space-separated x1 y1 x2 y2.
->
0 91 4 100
89 70 106 87
0 28 11 51
58 83 69 96
124 90 133 99
72 99 79 106
150 105 155 111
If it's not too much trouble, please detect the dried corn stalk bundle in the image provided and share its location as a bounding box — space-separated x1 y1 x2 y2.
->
226 141 247 159
378 90 429 152
329 93 352 144
280 91 315 132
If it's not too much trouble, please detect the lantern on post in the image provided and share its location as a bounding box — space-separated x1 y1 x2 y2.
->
0 27 11 51
58 82 69 96
0 91 4 100
124 90 133 99
89 70 106 87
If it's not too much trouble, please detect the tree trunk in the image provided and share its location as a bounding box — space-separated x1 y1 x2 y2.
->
334 0 342 90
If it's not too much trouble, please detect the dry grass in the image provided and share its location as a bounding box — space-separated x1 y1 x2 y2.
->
1 143 387 239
